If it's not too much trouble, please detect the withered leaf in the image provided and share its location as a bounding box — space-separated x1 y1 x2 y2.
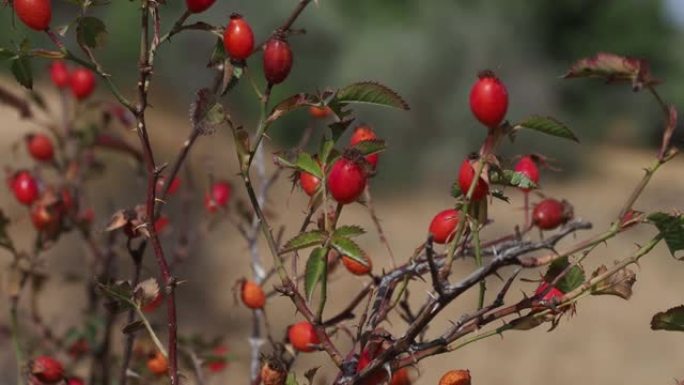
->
591 264 636 300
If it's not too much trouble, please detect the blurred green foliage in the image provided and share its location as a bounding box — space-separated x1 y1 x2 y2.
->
0 0 681 187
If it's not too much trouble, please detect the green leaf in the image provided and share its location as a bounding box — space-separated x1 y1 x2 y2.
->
97 281 135 313
295 152 323 179
563 52 657 91
0 48 16 61
335 81 409 110
333 225 365 238
76 17 108 49
450 182 462 198
286 373 300 385
11 56 33 89
491 189 511 203
544 256 585 293
651 306 684 332
282 230 326 253
648 212 684 259
489 170 537 189
515 116 578 142
351 139 386 156
304 247 327 301
329 119 354 142
331 236 365 264
319 138 335 165
208 37 226 65
122 320 145 334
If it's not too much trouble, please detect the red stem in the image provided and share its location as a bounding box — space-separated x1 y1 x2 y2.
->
135 5 179 384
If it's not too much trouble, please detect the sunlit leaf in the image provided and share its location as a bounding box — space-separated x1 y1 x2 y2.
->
651 306 684 332
282 230 326 253
304 247 327 301
514 116 578 142
76 16 108 49
335 81 409 110
648 212 684 259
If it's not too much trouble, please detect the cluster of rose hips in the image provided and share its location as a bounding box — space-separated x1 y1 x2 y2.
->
28 355 82 385
49 62 96 100
427 72 574 303
14 0 294 86
6 61 100 237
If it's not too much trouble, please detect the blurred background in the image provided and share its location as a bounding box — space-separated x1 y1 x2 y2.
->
0 0 684 384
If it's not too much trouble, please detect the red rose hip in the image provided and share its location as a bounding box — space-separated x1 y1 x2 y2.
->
309 106 332 119
11 171 39 205
534 282 564 301
26 133 54 162
288 321 319 352
299 170 321 197
263 38 293 85
14 0 52 31
31 203 58 230
341 254 372 276
514 155 539 192
206 345 229 372
49 61 70 88
70 68 96 100
327 157 367 204
31 355 64 383
428 209 459 244
469 70 508 128
532 198 568 230
205 180 231 213
241 280 266 309
67 377 85 385
223 14 254 60
349 124 380 168
185 0 215 13
458 159 488 201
